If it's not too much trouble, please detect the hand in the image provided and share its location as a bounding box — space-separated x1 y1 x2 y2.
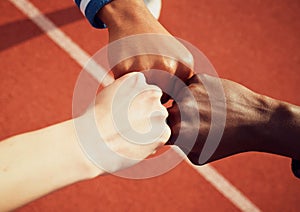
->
0 73 170 211
167 74 273 165
98 0 194 101
89 72 170 172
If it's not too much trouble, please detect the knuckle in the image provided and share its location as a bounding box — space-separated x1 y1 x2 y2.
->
160 105 169 118
112 61 131 76
163 58 177 71
149 105 168 120
133 72 146 85
161 124 171 143
174 50 194 70
184 52 194 67
144 85 163 98
147 84 162 92
120 72 146 89
151 99 168 115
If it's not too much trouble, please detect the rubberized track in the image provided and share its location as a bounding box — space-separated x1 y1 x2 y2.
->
1 0 300 211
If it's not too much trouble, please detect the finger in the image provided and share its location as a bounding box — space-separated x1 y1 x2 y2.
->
186 73 203 85
114 72 145 86
161 93 171 104
143 68 173 92
165 124 180 145
144 84 163 98
111 60 133 79
167 103 180 125
157 123 171 146
106 72 149 114
175 61 194 81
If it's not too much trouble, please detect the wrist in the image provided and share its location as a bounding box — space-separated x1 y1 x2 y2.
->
74 0 113 28
98 0 149 28
267 101 300 159
98 0 169 38
249 95 300 159
59 119 104 180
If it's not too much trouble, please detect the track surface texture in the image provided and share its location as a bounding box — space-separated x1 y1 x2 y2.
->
1 0 300 211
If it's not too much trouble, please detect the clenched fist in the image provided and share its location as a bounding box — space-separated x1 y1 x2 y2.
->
167 74 272 165
85 72 170 172
98 0 194 101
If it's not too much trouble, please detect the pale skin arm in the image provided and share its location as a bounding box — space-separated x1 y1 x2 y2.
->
0 73 170 211
0 120 101 211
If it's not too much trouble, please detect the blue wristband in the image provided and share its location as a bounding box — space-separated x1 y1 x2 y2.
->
75 0 112 28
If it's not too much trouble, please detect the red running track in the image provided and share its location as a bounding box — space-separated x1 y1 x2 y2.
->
0 0 300 211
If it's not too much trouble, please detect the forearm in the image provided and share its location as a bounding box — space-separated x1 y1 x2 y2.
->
210 81 300 161
98 0 149 28
0 120 102 211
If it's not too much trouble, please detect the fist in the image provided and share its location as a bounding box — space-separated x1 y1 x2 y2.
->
93 72 171 172
167 74 267 165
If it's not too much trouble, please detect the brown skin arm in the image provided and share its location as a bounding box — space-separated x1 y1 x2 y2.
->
97 0 194 102
167 74 300 165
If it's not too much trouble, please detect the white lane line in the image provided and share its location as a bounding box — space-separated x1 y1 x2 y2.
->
194 164 261 212
9 0 113 86
172 147 261 212
9 0 261 211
